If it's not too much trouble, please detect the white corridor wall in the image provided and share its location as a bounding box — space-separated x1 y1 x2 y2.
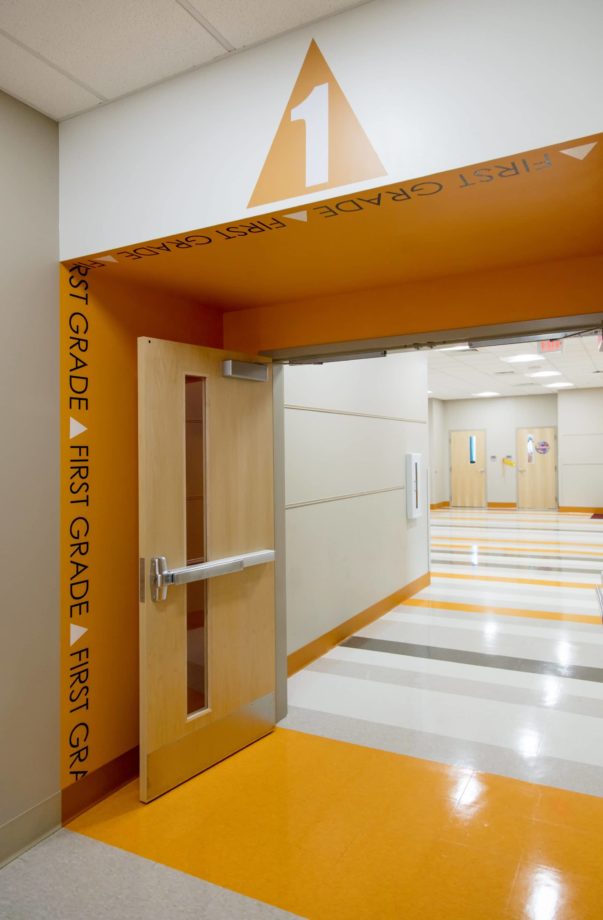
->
285 352 429 654
558 389 603 509
429 395 558 505
59 0 603 258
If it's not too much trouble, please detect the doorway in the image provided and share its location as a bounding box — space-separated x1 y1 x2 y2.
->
137 339 276 801
450 429 486 507
516 426 557 509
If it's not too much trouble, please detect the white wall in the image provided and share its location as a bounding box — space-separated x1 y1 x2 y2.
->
59 0 603 257
428 399 447 505
430 395 558 504
558 389 603 508
285 352 429 653
0 91 59 863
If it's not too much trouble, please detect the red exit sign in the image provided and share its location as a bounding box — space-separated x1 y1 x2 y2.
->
538 339 563 354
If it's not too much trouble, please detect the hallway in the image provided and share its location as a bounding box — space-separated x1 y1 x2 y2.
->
2 511 603 919
287 509 603 795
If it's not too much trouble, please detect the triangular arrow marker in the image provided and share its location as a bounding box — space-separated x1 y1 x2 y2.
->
283 210 308 222
560 142 597 161
70 623 88 647
248 39 386 207
98 255 118 263
70 417 87 439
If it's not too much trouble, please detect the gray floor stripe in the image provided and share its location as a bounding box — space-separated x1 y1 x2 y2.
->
309 657 603 718
430 547 603 562
342 636 603 683
280 706 603 798
430 557 602 575
0 830 298 920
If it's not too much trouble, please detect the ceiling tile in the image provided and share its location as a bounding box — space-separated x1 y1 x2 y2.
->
427 334 603 399
188 0 371 48
0 0 225 100
0 32 101 119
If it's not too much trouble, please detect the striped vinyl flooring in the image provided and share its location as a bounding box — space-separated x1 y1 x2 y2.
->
7 509 603 920
283 509 603 796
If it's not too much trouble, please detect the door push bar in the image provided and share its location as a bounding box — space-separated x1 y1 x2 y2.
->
150 550 275 602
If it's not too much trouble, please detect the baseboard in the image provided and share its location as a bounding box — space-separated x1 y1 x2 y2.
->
287 572 431 676
559 506 603 514
61 746 139 824
430 501 449 509
0 792 61 868
488 502 517 509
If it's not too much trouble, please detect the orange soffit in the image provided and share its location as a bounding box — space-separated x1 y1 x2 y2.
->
248 39 386 207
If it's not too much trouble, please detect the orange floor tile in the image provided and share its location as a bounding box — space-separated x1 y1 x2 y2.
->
67 728 603 919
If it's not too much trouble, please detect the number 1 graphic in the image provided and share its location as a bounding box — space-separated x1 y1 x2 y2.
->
290 82 329 187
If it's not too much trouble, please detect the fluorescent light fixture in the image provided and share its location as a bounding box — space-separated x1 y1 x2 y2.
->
544 381 574 388
435 343 471 352
501 354 545 364
472 391 500 397
527 370 562 378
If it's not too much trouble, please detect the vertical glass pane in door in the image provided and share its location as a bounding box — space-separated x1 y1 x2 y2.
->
185 377 207 716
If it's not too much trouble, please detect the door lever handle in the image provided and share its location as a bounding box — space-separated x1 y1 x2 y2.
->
149 550 275 602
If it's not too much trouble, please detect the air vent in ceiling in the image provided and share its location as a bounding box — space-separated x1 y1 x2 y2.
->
512 382 537 387
494 370 516 375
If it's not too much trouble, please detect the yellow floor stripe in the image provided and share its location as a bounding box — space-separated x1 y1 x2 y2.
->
432 536 603 550
432 542 603 557
431 571 597 590
66 728 603 919
404 597 600 624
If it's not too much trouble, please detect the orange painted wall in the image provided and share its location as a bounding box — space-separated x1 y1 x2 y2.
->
60 266 222 818
223 253 603 354
58 131 602 819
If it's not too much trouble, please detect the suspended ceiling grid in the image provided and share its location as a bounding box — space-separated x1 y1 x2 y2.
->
427 336 603 401
0 0 374 120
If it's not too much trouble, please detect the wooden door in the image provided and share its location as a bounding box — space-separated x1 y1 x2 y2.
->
450 430 486 507
138 338 275 802
516 426 557 509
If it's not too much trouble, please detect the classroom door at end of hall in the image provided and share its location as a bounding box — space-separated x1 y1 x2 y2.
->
138 338 276 803
516 427 557 510
450 430 487 508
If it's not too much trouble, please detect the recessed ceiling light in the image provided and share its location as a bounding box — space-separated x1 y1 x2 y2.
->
527 370 562 378
544 382 574 388
436 343 471 352
501 354 545 364
472 391 500 397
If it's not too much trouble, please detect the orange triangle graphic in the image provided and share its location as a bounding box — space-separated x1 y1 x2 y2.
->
248 40 386 208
